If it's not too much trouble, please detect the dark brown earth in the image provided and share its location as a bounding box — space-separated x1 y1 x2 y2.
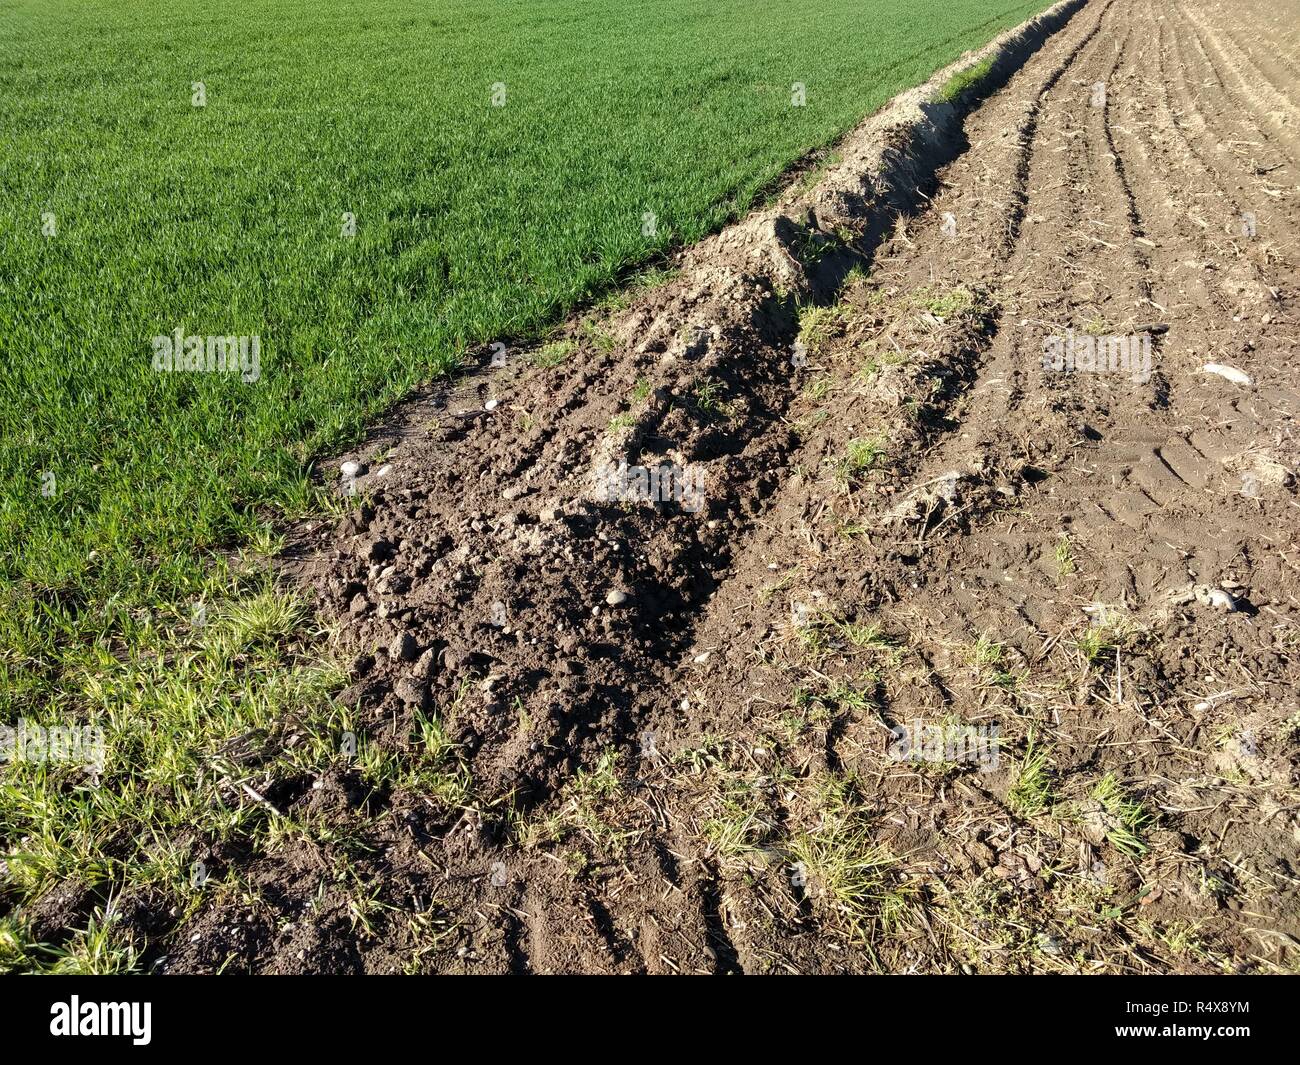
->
166 0 1300 973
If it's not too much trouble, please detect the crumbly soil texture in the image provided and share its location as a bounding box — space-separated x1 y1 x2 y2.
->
170 0 1300 973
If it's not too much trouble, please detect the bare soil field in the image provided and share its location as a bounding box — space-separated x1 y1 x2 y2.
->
162 0 1299 973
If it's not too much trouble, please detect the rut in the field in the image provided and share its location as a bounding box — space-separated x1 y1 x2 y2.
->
167 0 1299 974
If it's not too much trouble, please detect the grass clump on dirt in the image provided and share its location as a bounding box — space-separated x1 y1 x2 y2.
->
788 776 912 943
855 343 909 381
837 436 888 481
1 914 143 976
1074 608 1143 665
1054 534 1076 578
1007 732 1054 818
968 634 1023 691
695 752 786 870
533 339 576 368
932 55 997 104
916 285 981 318
1088 774 1152 858
797 302 853 353
516 749 644 866
692 377 743 421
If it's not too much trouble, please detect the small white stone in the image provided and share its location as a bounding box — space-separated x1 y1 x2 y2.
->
1202 363 1252 386
1206 588 1236 610
340 460 362 478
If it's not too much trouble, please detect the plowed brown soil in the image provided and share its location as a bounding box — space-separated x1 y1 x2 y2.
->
169 0 1300 974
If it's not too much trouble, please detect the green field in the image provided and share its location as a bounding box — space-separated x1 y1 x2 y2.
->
0 0 1049 966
